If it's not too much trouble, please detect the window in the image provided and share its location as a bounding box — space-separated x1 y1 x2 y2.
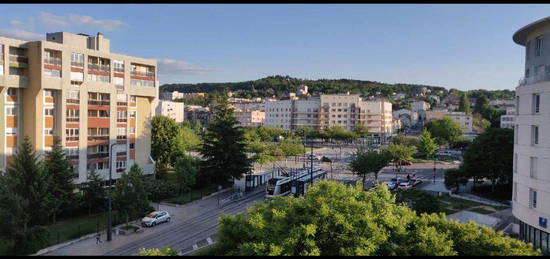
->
529 188 537 208
87 74 110 83
533 94 540 114
44 90 53 97
532 126 539 145
6 107 17 116
70 71 84 82
44 128 54 136
88 110 98 117
129 128 136 134
526 40 531 60
113 60 124 73
7 88 17 96
65 147 79 158
516 96 520 115
71 53 84 67
130 79 154 87
66 128 79 141
114 77 124 86
513 182 517 201
116 161 126 170
530 157 538 178
67 90 79 101
129 96 136 103
535 35 543 57
44 108 54 116
44 68 61 78
515 125 519 144
514 153 518 173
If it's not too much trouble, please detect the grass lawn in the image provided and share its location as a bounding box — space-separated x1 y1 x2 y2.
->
163 185 222 205
437 196 509 215
42 210 127 248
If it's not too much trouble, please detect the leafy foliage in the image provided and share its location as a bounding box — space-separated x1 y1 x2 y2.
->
349 150 391 182
444 168 469 192
174 155 199 195
138 247 179 256
458 93 471 115
113 164 153 223
425 116 464 145
395 189 443 215
210 181 539 256
383 144 416 164
81 170 107 215
151 115 182 170
417 130 437 158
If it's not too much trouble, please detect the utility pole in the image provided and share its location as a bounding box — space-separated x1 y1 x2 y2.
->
107 143 117 242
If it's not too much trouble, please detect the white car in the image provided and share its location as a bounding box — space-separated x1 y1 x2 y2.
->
397 182 413 191
307 154 321 161
141 210 171 227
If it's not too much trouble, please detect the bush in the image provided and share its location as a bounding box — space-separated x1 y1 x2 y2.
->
145 179 178 202
396 189 443 215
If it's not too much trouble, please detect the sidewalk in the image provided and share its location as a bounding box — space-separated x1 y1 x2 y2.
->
39 188 236 256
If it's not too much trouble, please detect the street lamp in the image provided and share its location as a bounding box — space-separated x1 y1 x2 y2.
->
107 142 117 242
433 154 437 183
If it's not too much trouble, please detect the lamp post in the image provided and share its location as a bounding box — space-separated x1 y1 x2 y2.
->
309 137 313 185
433 155 437 183
107 142 117 242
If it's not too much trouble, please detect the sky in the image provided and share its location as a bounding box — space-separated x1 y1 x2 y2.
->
0 4 549 90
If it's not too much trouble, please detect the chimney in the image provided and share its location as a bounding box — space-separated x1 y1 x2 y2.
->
96 32 103 51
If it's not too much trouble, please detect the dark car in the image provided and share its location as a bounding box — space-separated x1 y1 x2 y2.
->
397 161 413 166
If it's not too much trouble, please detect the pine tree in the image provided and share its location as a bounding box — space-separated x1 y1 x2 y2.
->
81 169 107 215
113 164 152 224
199 96 251 186
43 136 77 223
458 93 471 115
5 136 50 227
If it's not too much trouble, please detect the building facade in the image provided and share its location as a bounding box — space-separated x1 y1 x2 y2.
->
500 107 516 129
264 94 393 136
234 109 265 127
512 17 550 254
184 105 212 126
155 100 184 123
425 109 473 133
0 32 157 183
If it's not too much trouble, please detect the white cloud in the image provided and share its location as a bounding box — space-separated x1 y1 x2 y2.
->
157 58 213 75
10 12 126 31
0 29 44 41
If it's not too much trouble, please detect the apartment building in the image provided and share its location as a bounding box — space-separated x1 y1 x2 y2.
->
0 32 157 183
155 100 184 123
425 108 473 133
500 107 516 129
265 94 393 136
234 109 265 127
512 17 550 254
184 105 212 126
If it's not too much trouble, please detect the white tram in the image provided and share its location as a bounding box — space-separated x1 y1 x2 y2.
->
266 166 326 198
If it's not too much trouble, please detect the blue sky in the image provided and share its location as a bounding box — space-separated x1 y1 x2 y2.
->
0 4 549 90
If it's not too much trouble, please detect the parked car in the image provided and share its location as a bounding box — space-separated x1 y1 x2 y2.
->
307 154 321 161
397 182 413 191
397 161 413 166
141 210 171 227
386 178 405 190
408 178 422 186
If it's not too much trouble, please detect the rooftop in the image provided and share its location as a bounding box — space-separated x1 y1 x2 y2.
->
513 16 550 46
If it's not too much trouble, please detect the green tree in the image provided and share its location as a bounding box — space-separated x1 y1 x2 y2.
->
138 247 178 256
417 130 437 158
209 181 539 256
444 168 469 192
425 116 464 145
174 156 199 195
113 164 153 224
458 93 471 115
5 136 50 226
81 169 107 215
151 115 182 170
460 128 513 193
395 189 443 215
199 97 252 186
349 150 391 183
383 144 416 167
391 135 420 147
325 126 357 142
474 95 489 114
43 136 78 223
353 125 370 138
175 126 201 155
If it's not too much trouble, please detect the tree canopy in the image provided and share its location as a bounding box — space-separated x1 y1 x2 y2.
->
210 181 539 256
425 116 464 145
417 129 438 158
349 150 391 182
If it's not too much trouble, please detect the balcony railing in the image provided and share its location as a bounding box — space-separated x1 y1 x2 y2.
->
88 64 110 72
71 61 84 67
9 55 28 63
88 135 109 141
87 152 109 159
117 135 127 140
44 57 62 66
67 99 79 104
114 67 124 73
66 136 79 142
131 70 155 77
117 151 127 156
88 100 110 106
66 118 79 123
519 73 550 86
117 101 127 106
67 155 79 160
115 85 124 92
117 118 127 123
116 168 126 173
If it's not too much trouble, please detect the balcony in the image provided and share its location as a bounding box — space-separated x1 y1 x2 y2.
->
519 73 550 86
88 135 109 141
117 151 127 156
88 64 110 72
67 154 79 160
9 55 28 64
87 152 109 159
66 136 79 142
116 85 124 92
131 70 155 77
117 135 127 140
116 168 126 173
117 118 127 123
88 100 110 106
117 101 127 106
66 117 79 123
67 99 79 104
71 61 84 67
114 67 124 73
44 57 62 66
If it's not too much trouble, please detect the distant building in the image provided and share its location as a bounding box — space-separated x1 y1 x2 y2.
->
425 109 473 133
392 93 407 101
411 100 430 112
155 100 184 123
161 91 205 101
298 84 309 96
500 107 515 129
234 109 265 127
184 105 212 126
393 109 419 128
229 99 266 112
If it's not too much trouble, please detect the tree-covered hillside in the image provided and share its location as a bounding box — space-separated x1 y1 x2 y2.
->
160 75 515 100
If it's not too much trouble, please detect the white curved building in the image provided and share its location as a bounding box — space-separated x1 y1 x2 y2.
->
512 17 550 255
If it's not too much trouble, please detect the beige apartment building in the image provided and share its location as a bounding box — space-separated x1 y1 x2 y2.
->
234 108 265 127
0 32 157 183
425 108 473 133
155 100 184 123
265 94 393 136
